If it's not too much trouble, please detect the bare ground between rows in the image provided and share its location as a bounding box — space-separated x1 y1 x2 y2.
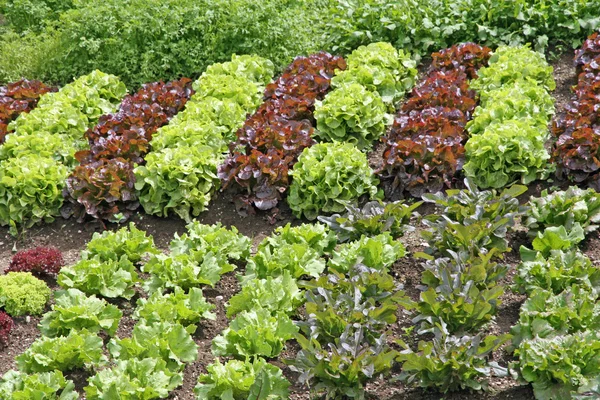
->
0 52 580 400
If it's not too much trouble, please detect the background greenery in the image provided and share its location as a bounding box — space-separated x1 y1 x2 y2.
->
0 0 599 88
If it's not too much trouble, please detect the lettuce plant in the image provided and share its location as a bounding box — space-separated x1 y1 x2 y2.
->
58 255 139 299
513 331 600 400
328 233 406 273
85 357 183 400
195 358 289 400
245 242 326 281
81 223 159 264
464 119 551 188
17 329 107 373
133 287 215 334
0 155 69 235
530 224 585 256
0 370 78 400
0 272 51 316
288 142 381 220
0 311 13 348
318 200 421 242
200 54 275 87
315 83 390 150
469 45 555 92
39 289 122 337
397 326 509 393
212 308 298 359
108 321 198 372
227 272 303 318
169 221 251 261
7 246 64 276
135 146 222 221
514 249 600 296
511 286 600 346
526 186 600 235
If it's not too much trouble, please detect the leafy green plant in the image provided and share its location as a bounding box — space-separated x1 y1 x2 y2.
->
421 180 526 256
526 186 600 235
16 329 107 373
0 370 78 400
328 233 406 273
464 120 552 189
58 255 139 299
397 325 510 393
511 286 600 346
467 81 555 135
200 54 275 87
514 249 600 296
290 327 397 400
81 223 159 264
135 146 222 222
142 252 232 293
530 224 585 256
212 308 298 359
108 321 198 372
288 142 381 220
85 357 183 400
469 45 555 93
134 287 215 334
195 358 290 400
257 223 337 255
0 272 51 316
0 155 69 235
331 42 418 105
318 200 421 242
245 242 326 282
299 265 404 344
314 83 390 149
513 331 600 400
169 221 251 261
39 288 122 337
227 272 303 318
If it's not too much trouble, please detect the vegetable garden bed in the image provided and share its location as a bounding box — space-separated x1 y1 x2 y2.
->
1 10 600 399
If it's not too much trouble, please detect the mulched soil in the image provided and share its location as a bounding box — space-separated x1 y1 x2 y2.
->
0 51 579 399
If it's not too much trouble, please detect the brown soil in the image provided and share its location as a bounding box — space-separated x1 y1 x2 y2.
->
0 53 580 399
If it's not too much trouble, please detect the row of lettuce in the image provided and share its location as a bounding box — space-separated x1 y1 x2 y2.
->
3 35 600 236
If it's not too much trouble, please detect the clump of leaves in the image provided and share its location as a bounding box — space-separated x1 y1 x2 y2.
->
513 331 600 400
463 120 552 189
331 42 418 105
469 45 555 92
511 286 600 347
62 158 138 223
195 358 290 400
421 180 526 257
0 311 13 348
328 233 406 273
318 200 421 242
212 307 298 359
108 321 198 372
85 357 183 400
397 324 510 393
574 32 600 72
0 370 78 400
553 128 600 188
514 248 600 296
7 246 64 276
314 82 391 149
0 155 69 235
39 289 122 338
134 287 215 334
58 256 139 299
0 272 51 316
429 42 492 79
526 186 600 236
227 272 303 318
288 142 381 220
81 222 158 264
530 225 585 256
17 329 107 373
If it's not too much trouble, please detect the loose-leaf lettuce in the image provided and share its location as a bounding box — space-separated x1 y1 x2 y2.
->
39 288 122 337
0 370 78 400
81 222 159 263
0 272 51 316
328 233 406 273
